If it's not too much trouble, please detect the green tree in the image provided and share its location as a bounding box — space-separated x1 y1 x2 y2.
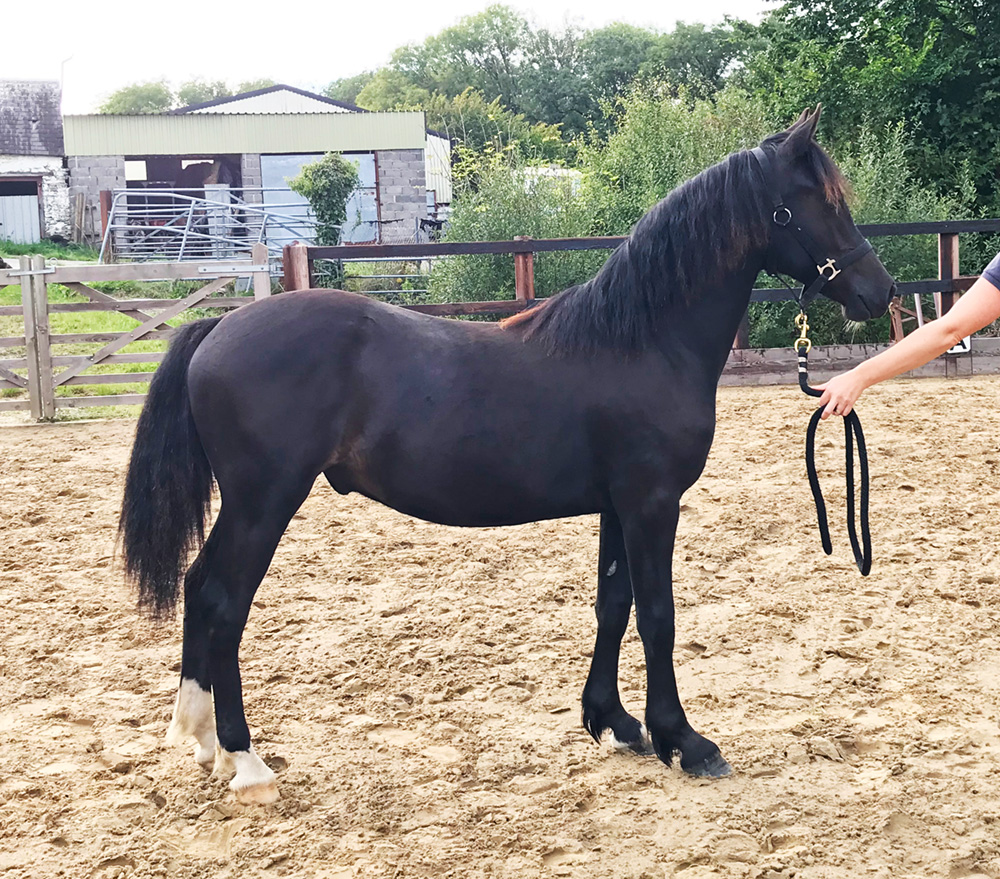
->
425 89 566 162
518 26 595 137
177 80 231 107
287 154 360 246
98 81 174 114
739 0 1000 205
355 69 433 111
641 22 748 98
235 78 277 93
579 85 776 235
580 23 659 102
324 72 374 105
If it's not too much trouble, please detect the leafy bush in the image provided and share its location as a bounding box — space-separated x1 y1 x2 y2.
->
579 84 776 235
429 149 606 303
287 153 360 246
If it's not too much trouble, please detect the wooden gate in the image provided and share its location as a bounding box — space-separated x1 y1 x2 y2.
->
0 244 270 420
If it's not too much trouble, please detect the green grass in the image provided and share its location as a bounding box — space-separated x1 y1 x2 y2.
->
0 240 99 262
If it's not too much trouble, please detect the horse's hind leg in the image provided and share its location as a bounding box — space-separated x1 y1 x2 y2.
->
166 545 217 769
581 511 653 754
188 474 313 803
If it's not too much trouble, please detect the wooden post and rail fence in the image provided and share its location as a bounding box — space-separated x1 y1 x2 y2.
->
288 218 999 344
1 222 998 421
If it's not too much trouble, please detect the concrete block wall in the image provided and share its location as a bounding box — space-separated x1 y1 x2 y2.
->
240 153 263 204
67 155 126 242
0 155 70 239
376 149 426 242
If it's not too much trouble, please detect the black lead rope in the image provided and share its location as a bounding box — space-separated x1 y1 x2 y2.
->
794 313 872 576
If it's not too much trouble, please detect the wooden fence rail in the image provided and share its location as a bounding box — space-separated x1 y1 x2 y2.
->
0 244 270 419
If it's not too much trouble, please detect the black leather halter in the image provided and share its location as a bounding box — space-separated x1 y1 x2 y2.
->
750 146 873 307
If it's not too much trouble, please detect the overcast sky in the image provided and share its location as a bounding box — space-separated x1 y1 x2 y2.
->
2 0 772 114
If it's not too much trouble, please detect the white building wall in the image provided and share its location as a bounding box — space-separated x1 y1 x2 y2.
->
189 92 351 114
0 155 70 239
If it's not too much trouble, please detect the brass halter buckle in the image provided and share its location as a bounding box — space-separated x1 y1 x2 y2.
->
817 258 841 281
794 311 812 353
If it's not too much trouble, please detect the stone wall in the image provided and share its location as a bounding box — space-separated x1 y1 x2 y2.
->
376 149 426 242
0 155 70 239
66 155 126 242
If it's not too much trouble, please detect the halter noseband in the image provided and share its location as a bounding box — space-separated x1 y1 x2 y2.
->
750 146 873 307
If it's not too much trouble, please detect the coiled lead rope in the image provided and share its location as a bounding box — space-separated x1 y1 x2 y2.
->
794 313 872 575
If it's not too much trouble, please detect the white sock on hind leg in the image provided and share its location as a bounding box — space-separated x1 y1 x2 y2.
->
166 678 216 767
220 746 279 804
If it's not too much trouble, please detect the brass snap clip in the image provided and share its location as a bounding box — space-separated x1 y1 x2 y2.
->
794 311 812 353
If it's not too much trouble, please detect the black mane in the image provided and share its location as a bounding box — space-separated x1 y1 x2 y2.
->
502 135 847 355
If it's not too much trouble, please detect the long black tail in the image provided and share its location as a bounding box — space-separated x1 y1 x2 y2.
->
119 317 223 618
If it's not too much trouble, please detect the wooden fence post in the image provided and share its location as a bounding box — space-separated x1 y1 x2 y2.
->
282 243 312 291
251 243 271 301
889 295 905 343
19 256 42 421
938 232 960 316
513 236 535 303
20 255 56 421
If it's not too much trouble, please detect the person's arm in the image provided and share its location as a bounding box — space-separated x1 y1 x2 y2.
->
816 271 1000 419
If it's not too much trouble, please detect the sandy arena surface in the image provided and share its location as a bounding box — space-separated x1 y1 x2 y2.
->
2 377 1000 879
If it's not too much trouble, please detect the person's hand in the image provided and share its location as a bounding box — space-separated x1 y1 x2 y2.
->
814 368 869 420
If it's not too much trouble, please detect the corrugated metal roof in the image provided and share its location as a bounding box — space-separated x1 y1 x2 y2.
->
64 111 427 156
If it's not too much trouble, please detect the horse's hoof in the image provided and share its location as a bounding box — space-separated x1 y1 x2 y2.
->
223 746 279 804
233 780 280 805
683 751 732 779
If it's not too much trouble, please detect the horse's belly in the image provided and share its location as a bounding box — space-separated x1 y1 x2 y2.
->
326 445 600 527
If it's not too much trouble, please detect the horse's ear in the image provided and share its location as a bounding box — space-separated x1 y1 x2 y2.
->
781 104 822 156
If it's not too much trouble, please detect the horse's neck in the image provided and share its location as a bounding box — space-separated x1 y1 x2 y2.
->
657 256 765 381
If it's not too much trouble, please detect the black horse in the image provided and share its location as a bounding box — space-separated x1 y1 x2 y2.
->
120 108 895 803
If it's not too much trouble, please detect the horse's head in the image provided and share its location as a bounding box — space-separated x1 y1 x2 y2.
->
755 107 896 321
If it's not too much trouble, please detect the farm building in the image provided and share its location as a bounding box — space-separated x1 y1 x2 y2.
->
0 80 71 243
62 84 453 258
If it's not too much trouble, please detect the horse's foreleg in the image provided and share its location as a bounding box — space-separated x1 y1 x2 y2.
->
581 511 652 754
621 493 730 778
